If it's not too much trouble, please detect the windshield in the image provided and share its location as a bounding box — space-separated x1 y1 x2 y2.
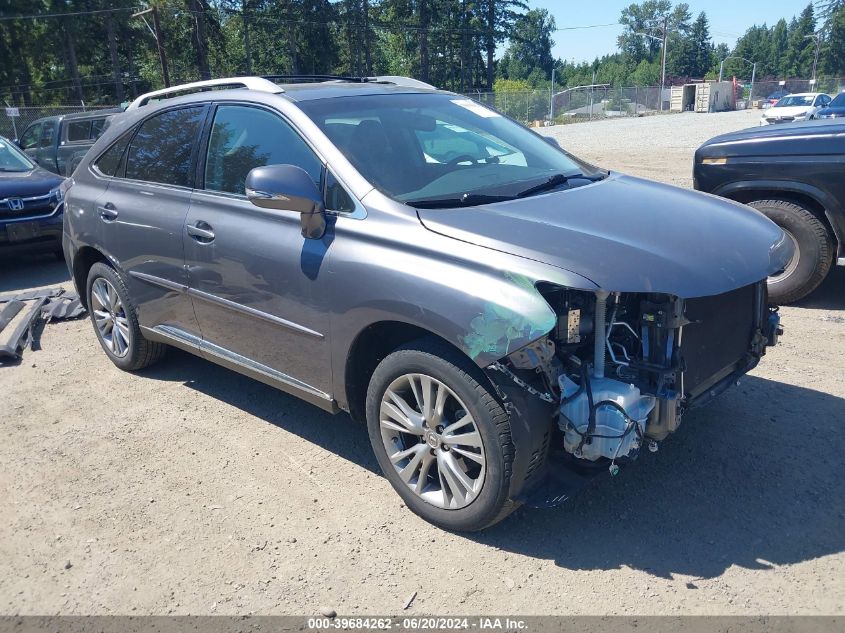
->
830 93 845 107
775 95 814 107
0 138 34 172
299 93 600 205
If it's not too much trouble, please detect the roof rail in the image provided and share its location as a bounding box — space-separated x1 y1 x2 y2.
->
263 74 437 90
126 77 283 110
262 74 364 83
370 76 436 90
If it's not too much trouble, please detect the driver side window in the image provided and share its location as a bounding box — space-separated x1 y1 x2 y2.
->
204 105 322 196
19 123 42 150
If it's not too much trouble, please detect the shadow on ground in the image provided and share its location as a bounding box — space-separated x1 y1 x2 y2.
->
792 266 845 311
0 254 70 293
140 349 845 581
139 348 380 475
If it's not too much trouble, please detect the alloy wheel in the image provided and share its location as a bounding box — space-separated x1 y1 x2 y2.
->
379 373 486 510
769 228 801 285
91 277 131 358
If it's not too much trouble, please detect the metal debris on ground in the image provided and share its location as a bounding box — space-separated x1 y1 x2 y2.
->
0 288 86 362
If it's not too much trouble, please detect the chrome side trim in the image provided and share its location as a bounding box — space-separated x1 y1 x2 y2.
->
129 271 323 338
200 337 332 401
838 257 845 267
187 286 324 339
128 270 188 293
143 324 333 406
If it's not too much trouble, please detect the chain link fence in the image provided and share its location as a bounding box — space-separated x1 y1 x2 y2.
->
469 85 668 126
748 78 845 102
1 105 116 141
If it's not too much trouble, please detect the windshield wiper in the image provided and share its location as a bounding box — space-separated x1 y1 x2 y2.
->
406 192 515 209
516 172 606 198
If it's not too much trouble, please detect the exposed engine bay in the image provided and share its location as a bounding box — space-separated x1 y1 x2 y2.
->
494 282 782 476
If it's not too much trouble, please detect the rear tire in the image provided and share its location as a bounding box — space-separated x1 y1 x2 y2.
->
365 338 518 531
748 199 834 304
86 262 167 371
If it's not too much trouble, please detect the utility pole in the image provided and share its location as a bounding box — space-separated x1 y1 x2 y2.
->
132 7 170 88
660 16 668 112
151 6 170 87
805 34 821 86
549 67 555 124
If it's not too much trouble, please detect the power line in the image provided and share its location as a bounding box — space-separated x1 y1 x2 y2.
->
0 6 139 21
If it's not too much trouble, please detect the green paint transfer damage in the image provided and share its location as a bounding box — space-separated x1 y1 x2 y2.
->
462 272 557 360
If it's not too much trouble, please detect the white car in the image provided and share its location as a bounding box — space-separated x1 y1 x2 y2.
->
760 92 832 125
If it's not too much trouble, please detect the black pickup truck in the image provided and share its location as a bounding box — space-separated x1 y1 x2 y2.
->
695 120 845 303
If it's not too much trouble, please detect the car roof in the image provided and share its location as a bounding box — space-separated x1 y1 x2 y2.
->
62 108 123 121
280 81 439 102
125 76 442 110
782 92 824 97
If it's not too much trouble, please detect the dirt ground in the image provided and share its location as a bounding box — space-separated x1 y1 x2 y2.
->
1 110 843 616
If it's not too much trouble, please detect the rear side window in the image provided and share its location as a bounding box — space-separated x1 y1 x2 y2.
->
94 133 132 177
125 106 205 187
90 117 109 139
204 105 322 195
67 118 107 142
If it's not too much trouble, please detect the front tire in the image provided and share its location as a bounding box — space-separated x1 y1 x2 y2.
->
86 262 167 371
365 338 517 531
749 199 834 304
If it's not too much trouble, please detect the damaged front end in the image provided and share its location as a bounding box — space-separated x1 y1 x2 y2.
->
486 281 782 505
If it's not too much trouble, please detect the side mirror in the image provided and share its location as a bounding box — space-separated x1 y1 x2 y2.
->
246 164 326 239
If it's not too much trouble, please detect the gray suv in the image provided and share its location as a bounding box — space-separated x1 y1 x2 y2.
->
63 76 790 531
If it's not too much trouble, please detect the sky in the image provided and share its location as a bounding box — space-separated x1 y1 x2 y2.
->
531 0 809 64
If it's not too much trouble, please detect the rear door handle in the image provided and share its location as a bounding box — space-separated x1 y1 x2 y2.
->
187 222 215 242
97 204 118 221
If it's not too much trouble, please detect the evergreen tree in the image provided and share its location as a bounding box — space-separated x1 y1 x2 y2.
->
785 3 817 76
821 5 845 75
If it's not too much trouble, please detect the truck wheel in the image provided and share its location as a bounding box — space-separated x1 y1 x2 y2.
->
86 262 167 371
749 199 834 304
365 338 518 531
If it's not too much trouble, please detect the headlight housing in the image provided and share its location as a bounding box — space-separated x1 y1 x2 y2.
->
51 178 73 205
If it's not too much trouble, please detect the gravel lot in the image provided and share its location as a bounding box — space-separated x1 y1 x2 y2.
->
1 110 843 616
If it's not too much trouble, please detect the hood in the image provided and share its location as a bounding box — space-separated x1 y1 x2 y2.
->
416 174 791 298
763 105 812 118
0 167 64 199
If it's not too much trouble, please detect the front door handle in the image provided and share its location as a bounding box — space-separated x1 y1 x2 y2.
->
97 204 118 221
187 222 215 242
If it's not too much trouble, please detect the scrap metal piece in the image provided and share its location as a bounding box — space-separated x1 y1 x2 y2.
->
0 296 48 360
0 301 25 332
41 294 85 321
0 288 64 303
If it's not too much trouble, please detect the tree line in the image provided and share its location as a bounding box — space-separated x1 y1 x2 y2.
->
2 1 845 108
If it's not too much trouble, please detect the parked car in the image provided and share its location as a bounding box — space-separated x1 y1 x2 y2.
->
759 92 831 125
695 119 844 303
63 76 788 531
765 90 790 106
0 135 67 258
16 108 121 176
817 91 845 119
